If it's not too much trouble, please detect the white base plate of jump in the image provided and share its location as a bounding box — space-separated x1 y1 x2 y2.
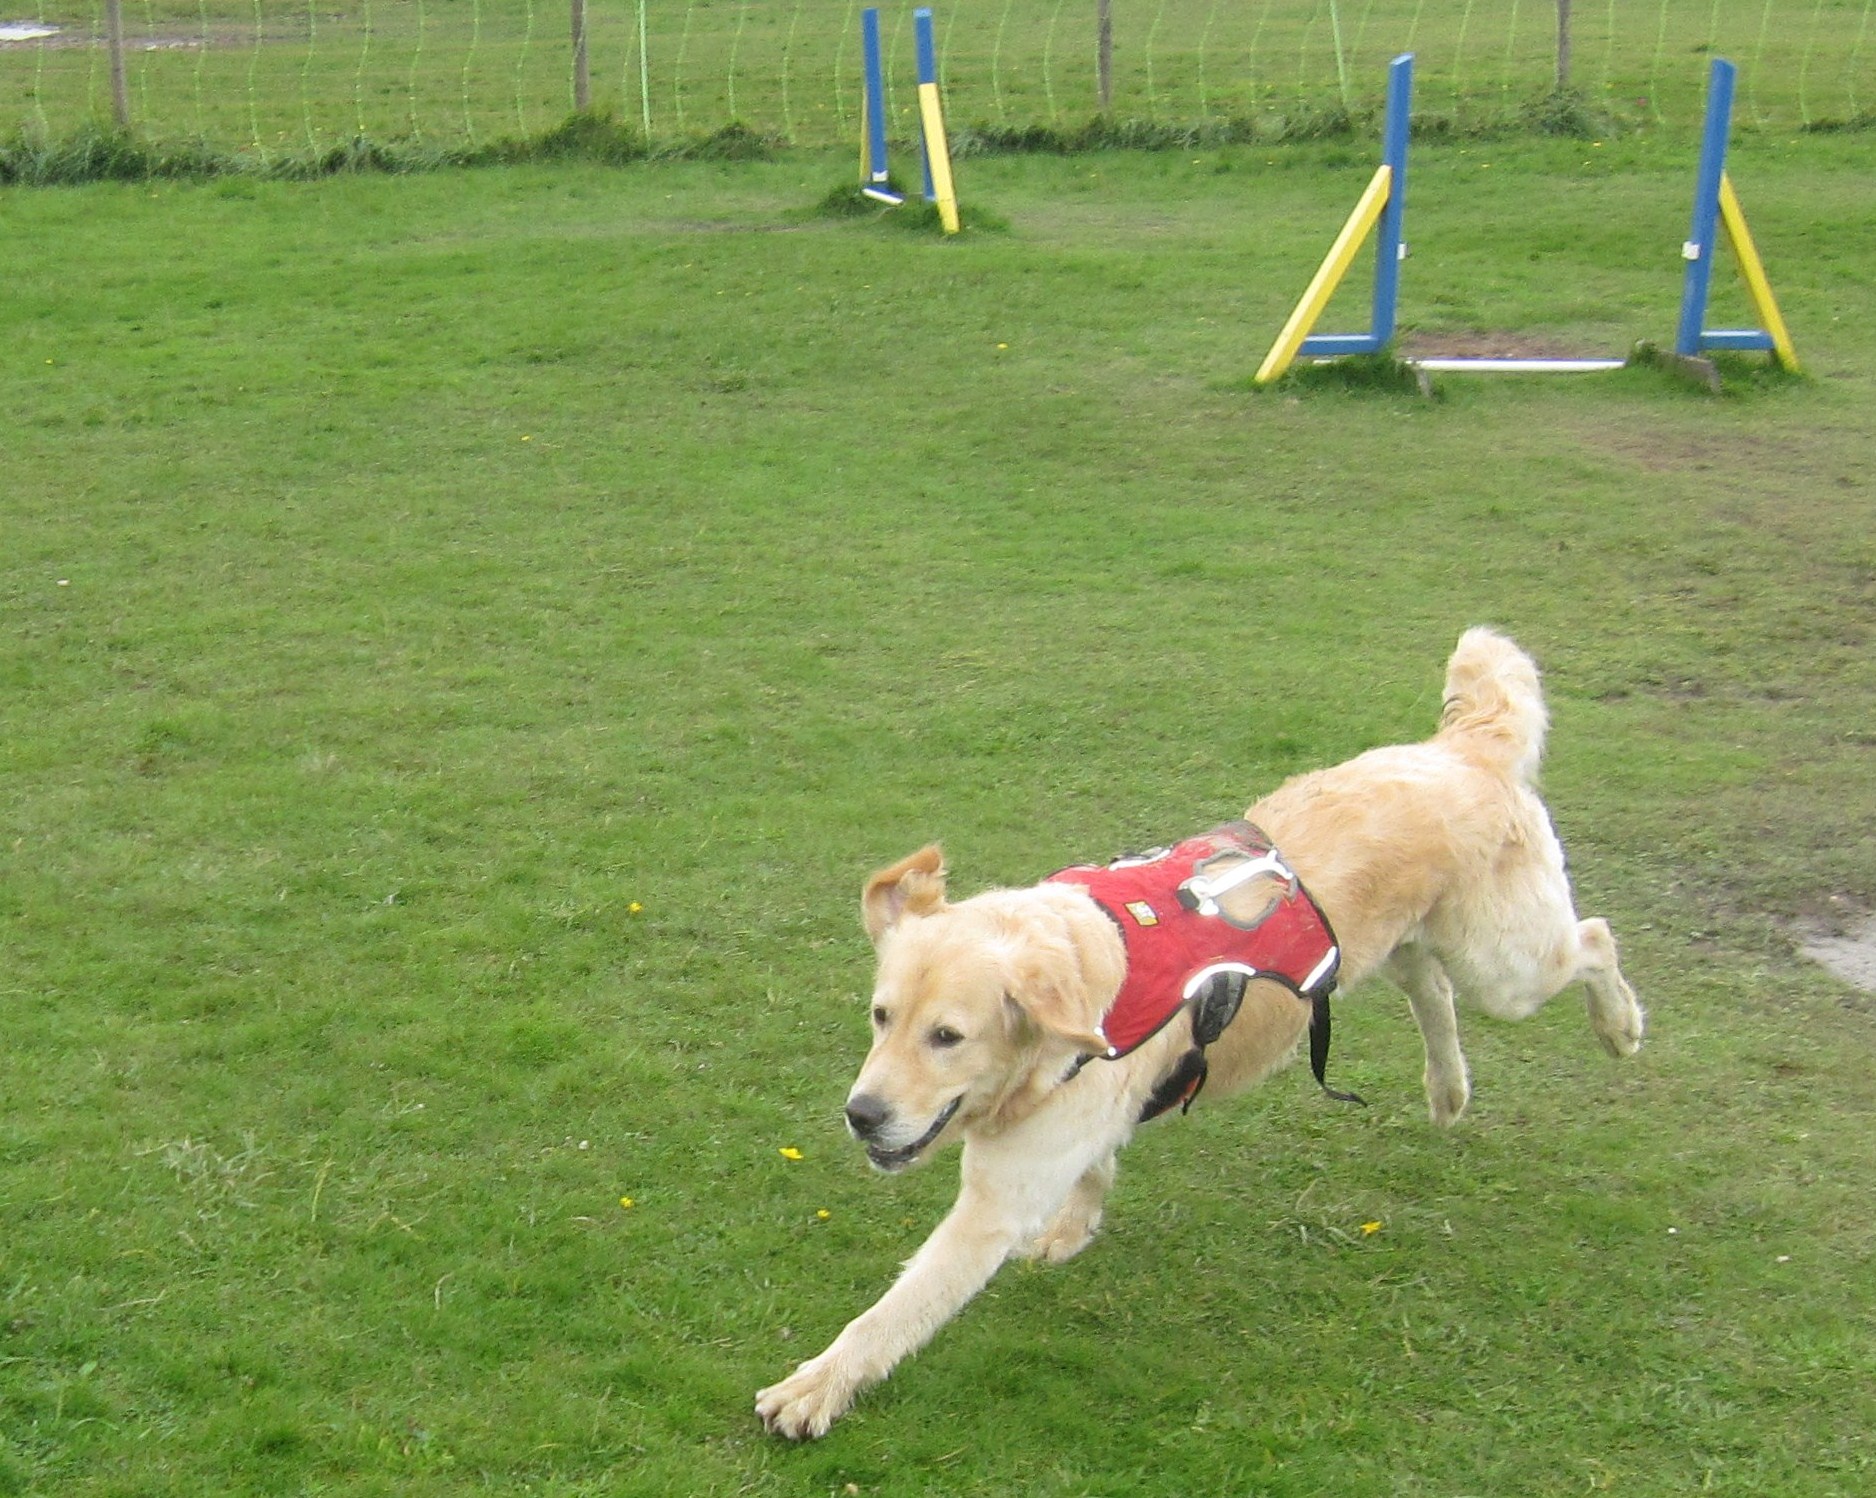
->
1407 357 1627 373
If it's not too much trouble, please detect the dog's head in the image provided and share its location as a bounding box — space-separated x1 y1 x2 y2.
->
842 846 1120 1173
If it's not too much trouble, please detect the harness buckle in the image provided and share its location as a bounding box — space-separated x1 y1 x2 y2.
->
1176 849 1293 918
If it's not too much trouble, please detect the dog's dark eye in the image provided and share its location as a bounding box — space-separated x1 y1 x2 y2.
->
930 1026 965 1048
872 1005 889 1028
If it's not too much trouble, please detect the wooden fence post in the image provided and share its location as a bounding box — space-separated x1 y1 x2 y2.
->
571 0 591 112
1097 0 1112 114
1556 0 1572 91
638 0 651 136
103 0 131 128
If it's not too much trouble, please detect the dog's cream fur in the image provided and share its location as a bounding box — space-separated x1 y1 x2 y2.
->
756 628 1645 1439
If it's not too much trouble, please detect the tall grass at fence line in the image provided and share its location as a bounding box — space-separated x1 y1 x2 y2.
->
2 0 1875 172
0 110 780 184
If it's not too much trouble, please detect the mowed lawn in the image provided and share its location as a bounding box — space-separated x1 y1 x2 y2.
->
3 134 1874 1496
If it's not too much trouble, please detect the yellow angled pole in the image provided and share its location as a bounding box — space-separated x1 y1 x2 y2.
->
912 10 961 235
917 88 960 235
1717 173 1799 373
1254 164 1393 386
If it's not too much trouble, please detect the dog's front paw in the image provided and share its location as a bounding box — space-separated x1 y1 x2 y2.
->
1425 1066 1471 1128
756 1353 857 1441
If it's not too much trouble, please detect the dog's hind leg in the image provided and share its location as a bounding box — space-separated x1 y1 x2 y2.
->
1387 945 1471 1126
1021 1153 1116 1264
1431 894 1646 1067
1577 917 1645 1058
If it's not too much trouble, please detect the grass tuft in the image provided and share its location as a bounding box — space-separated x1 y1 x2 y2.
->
1255 350 1435 399
950 92 1624 158
1514 87 1611 138
0 93 1633 189
0 111 784 186
891 198 1010 234
0 121 236 184
1628 339 1806 394
672 120 781 161
953 109 1361 156
1798 109 1876 134
811 177 909 219
809 179 1008 234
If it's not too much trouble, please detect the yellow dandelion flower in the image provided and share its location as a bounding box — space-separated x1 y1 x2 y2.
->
628 901 643 915
816 1209 831 1221
779 1147 804 1161
619 1196 636 1209
1361 1221 1383 1236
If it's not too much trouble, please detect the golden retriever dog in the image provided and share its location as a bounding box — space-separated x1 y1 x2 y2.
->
756 628 1645 1439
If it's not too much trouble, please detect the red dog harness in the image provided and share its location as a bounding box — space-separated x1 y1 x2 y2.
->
1047 821 1359 1118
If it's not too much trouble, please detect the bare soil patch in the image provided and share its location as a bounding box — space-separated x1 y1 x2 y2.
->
1794 898 1876 994
1398 330 1623 362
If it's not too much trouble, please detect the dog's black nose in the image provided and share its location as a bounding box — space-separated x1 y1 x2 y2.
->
845 1094 891 1140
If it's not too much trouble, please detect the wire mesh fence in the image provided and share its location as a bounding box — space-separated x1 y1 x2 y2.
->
3 0 1873 158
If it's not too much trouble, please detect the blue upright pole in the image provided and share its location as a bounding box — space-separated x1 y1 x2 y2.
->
1369 53 1414 346
1298 51 1413 358
1675 58 1733 358
860 8 902 202
913 8 938 203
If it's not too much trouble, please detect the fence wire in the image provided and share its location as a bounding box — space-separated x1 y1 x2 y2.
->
3 0 1873 154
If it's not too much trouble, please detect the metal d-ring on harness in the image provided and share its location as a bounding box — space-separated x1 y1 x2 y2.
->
1048 821 1367 1124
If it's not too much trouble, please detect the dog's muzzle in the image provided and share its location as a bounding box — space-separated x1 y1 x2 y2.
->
847 1095 962 1172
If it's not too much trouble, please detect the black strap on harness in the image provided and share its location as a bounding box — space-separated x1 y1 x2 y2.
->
1135 969 1243 1121
1136 970 1366 1123
1309 982 1367 1107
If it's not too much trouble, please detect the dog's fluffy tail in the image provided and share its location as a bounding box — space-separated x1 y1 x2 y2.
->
1438 627 1548 783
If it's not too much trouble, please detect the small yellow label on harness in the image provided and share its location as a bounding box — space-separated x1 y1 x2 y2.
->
1124 901 1159 927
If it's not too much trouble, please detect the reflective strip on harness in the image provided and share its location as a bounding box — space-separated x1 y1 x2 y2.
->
1047 820 1341 1059
1047 820 1362 1113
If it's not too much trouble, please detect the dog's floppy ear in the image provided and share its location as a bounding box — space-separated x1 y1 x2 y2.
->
862 845 948 945
1005 936 1112 1057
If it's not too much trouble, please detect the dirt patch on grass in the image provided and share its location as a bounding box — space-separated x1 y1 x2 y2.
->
1587 423 1872 484
1794 898 1876 994
1399 331 1623 362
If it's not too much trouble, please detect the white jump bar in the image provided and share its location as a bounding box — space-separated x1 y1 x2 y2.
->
1407 357 1628 373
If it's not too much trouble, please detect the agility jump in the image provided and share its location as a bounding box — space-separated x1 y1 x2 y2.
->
1673 58 1799 372
1255 54 1798 385
858 6 961 234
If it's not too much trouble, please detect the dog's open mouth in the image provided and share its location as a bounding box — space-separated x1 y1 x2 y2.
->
864 1096 962 1172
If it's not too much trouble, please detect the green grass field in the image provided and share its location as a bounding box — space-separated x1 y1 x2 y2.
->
3 130 1875 1495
